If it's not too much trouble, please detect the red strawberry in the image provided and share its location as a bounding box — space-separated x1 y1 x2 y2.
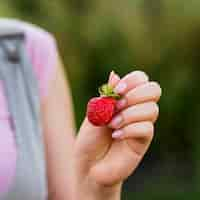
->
87 97 117 126
87 84 121 126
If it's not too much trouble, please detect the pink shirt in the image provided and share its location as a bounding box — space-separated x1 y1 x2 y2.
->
0 19 57 196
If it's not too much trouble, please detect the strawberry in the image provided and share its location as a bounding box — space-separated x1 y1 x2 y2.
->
87 84 121 126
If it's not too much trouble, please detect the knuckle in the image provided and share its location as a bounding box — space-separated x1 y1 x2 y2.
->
149 102 159 121
124 93 132 106
134 71 149 81
121 112 127 126
148 131 154 142
146 122 154 140
123 126 129 135
150 81 162 97
151 102 159 114
129 70 149 82
140 121 154 141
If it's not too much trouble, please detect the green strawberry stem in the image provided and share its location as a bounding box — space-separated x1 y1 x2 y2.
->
98 84 121 99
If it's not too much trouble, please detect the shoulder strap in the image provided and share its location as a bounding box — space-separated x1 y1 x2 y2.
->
0 28 47 199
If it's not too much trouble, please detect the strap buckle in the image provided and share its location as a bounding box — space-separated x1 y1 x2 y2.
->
0 26 24 62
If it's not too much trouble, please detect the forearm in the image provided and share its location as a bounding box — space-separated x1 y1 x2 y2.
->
46 133 75 200
85 187 121 200
79 187 121 200
75 189 121 200
48 187 121 200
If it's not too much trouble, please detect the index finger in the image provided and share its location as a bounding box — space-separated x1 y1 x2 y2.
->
108 70 120 88
114 71 149 95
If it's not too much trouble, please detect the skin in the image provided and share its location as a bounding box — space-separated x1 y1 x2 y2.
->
41 57 162 200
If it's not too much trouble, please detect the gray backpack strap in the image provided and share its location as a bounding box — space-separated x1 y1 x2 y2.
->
0 31 47 199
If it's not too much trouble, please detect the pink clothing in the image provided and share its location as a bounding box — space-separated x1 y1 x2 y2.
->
0 19 57 195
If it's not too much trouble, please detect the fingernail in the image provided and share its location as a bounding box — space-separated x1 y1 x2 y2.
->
108 71 115 83
116 98 127 110
112 130 124 139
109 72 120 87
114 82 127 94
109 115 123 128
112 73 120 83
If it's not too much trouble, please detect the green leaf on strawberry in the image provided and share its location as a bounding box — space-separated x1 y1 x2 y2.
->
98 84 121 100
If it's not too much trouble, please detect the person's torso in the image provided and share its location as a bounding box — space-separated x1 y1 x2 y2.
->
0 18 57 197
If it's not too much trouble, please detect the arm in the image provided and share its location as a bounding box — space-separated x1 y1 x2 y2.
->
41 57 76 199
41 57 161 199
41 59 122 200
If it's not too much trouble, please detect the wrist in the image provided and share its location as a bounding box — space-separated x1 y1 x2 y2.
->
76 185 122 200
91 184 122 200
74 174 122 200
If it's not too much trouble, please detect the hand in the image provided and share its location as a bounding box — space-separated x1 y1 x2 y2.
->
73 71 161 200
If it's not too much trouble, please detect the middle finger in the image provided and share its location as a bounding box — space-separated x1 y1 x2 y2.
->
109 102 159 129
116 81 162 110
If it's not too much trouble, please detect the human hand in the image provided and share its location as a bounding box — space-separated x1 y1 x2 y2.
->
73 71 161 200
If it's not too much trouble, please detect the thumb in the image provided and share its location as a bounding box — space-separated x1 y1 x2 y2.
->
75 71 120 164
75 118 112 171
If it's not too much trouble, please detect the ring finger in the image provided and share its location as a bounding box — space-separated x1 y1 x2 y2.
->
108 102 159 129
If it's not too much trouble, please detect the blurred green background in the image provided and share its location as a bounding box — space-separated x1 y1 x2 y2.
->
2 0 200 199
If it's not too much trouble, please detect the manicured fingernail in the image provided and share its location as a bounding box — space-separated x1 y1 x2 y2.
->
114 82 127 94
112 73 120 83
109 115 123 128
117 98 127 110
109 72 120 87
108 71 115 83
112 130 124 139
